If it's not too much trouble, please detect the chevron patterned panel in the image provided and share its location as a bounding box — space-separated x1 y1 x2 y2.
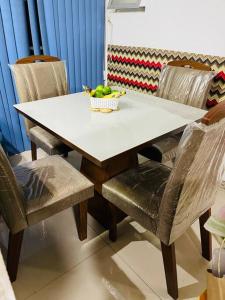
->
107 45 225 107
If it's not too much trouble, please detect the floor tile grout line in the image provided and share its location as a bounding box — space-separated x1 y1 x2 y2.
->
21 244 109 300
86 223 162 298
109 243 163 300
95 225 166 300
119 255 164 299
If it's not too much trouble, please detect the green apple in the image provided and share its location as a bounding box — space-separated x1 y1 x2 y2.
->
95 91 104 98
102 86 112 95
96 84 104 92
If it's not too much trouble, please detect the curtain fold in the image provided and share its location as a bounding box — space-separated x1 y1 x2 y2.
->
0 0 31 153
0 0 105 154
38 0 105 93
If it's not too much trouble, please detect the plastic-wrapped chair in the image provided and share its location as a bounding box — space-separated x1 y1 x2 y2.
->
139 60 215 164
0 147 94 282
10 55 71 160
102 101 225 299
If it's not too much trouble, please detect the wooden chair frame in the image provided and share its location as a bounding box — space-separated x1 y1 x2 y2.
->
16 55 62 161
168 59 212 71
109 100 225 299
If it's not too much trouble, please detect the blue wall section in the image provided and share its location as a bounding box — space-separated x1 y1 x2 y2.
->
0 0 105 153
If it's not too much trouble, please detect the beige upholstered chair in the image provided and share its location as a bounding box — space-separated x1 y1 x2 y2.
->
11 55 71 160
140 60 215 163
0 146 94 282
102 101 225 299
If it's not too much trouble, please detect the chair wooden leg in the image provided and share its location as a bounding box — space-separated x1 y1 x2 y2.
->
161 242 178 299
108 202 117 242
7 230 24 282
73 201 88 241
31 141 37 161
63 152 68 158
199 209 212 261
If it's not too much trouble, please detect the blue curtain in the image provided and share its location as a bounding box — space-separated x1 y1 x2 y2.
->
0 0 105 154
37 0 105 92
0 0 31 154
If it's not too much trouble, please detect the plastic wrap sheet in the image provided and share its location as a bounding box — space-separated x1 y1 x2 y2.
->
0 145 27 234
102 160 172 236
156 65 215 108
10 61 68 131
152 134 181 163
14 156 94 227
158 119 225 245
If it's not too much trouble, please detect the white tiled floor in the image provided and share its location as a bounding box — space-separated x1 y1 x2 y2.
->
0 149 224 300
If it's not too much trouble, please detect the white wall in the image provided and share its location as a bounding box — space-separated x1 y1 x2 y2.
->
106 0 225 57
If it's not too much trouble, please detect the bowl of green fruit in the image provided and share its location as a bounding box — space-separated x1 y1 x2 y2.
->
83 85 126 113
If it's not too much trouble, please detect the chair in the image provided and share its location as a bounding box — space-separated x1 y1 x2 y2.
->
0 146 94 282
102 101 225 299
11 55 71 160
139 60 215 163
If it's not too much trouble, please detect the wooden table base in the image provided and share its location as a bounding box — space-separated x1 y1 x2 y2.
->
80 152 138 228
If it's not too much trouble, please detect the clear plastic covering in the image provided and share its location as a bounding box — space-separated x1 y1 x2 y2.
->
156 65 215 108
103 118 225 245
158 118 225 244
0 143 93 234
10 61 68 131
0 145 27 234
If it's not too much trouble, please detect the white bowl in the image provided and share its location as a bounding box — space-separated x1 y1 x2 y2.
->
90 97 119 110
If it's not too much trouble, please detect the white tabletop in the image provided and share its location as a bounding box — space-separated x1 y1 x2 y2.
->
14 90 206 165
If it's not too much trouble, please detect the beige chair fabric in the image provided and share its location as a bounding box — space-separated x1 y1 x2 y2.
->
103 160 171 235
156 65 215 108
150 65 215 163
10 61 69 155
29 126 70 155
11 61 68 131
151 134 181 164
14 156 94 226
0 145 27 234
0 145 94 234
103 118 225 245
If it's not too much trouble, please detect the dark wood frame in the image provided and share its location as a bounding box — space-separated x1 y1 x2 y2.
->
139 59 212 162
15 104 198 229
14 93 224 296
108 204 212 299
107 102 225 299
7 200 89 282
16 55 60 64
168 59 212 71
15 55 62 161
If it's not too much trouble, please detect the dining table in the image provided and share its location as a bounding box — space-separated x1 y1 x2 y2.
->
14 88 206 228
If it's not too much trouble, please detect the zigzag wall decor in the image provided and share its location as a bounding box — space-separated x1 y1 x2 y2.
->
107 45 225 107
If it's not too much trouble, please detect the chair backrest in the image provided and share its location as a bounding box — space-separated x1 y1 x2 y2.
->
0 145 27 233
156 60 215 109
10 55 68 131
168 59 212 71
157 101 225 245
16 55 60 64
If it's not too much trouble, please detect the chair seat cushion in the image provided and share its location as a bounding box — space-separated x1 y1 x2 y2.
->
102 160 171 234
139 134 181 163
14 156 94 225
29 126 71 155
152 134 181 163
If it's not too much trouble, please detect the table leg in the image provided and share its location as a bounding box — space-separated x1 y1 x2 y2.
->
80 152 138 228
